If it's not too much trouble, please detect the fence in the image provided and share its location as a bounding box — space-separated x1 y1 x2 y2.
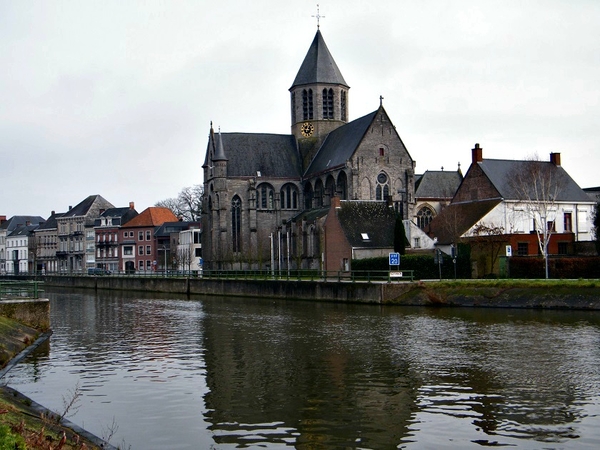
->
0 280 44 299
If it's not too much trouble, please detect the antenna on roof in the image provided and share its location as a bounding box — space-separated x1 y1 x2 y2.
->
312 4 324 29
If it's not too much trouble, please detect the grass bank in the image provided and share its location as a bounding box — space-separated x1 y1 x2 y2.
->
0 316 106 449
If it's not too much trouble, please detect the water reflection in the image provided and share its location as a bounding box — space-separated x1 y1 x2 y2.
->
4 290 600 449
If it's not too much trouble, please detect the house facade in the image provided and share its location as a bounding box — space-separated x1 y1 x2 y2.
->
56 195 115 273
34 211 64 274
93 203 138 273
0 215 45 274
119 207 178 273
429 144 596 276
202 29 416 271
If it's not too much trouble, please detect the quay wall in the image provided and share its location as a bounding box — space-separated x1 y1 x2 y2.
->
0 300 50 330
40 276 600 310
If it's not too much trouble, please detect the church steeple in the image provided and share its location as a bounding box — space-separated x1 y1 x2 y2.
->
290 30 349 144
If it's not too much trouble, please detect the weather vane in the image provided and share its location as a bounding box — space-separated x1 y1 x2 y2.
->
312 4 325 29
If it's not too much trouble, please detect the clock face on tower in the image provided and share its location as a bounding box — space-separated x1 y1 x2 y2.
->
301 122 314 137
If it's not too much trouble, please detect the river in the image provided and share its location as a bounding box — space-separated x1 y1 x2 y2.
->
4 288 600 449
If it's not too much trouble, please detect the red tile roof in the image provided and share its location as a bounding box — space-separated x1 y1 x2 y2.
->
121 207 178 228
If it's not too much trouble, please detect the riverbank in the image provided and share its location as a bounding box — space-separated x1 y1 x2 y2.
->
41 275 600 309
0 315 112 449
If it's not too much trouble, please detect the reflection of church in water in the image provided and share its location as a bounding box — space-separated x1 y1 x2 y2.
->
202 27 416 270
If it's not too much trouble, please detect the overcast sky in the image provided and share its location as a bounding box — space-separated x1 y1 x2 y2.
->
2 0 599 219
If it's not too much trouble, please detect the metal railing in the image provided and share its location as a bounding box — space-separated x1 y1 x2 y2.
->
0 280 44 299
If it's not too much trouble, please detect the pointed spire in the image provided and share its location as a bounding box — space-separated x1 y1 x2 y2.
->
213 128 228 161
291 30 348 88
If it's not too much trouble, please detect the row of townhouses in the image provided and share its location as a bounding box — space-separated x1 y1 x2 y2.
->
0 195 202 275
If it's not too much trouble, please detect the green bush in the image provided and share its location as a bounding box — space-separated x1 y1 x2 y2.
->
509 257 600 279
352 244 471 280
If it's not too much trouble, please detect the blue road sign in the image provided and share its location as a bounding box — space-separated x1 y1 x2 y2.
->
389 252 400 266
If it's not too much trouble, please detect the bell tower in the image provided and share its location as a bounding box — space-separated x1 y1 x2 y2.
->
290 29 349 152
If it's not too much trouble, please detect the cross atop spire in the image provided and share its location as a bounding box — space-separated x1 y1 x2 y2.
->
312 4 325 29
380 95 384 107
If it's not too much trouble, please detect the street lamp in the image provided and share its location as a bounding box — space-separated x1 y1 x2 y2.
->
161 245 167 278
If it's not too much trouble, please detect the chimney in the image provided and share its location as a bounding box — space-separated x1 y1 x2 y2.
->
550 152 561 166
331 196 341 209
0 215 6 224
129 201 135 210
472 143 483 164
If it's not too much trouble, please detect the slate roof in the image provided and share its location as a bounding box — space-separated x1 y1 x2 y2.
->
415 170 463 199
8 224 39 238
478 159 590 202
206 133 301 178
36 212 65 231
62 195 114 218
305 110 377 177
291 30 348 89
121 207 178 228
93 207 139 227
428 199 502 244
336 201 396 249
0 216 45 232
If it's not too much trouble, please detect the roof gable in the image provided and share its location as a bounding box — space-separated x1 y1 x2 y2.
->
121 207 178 228
478 159 591 202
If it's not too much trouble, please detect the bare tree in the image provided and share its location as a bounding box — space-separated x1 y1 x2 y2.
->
509 157 566 279
155 185 203 221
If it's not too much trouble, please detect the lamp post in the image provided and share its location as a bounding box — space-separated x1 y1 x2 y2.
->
161 245 167 278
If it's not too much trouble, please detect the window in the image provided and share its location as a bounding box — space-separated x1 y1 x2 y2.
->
547 221 556 232
195 248 202 257
376 172 390 201
231 196 241 253
138 231 144 241
281 184 299 210
517 242 528 256
146 245 151 255
138 260 143 271
258 184 275 210
414 238 421 248
341 90 347 121
417 207 434 230
322 88 333 119
146 230 151 241
124 246 133 256
146 260 152 270
379 147 385 156
138 245 144 256
564 212 572 232
558 242 568 255
302 89 313 120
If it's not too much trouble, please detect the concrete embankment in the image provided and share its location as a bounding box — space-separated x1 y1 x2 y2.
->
42 276 600 310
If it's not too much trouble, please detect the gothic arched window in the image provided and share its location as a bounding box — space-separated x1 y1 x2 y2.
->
323 88 334 119
376 172 390 201
304 183 314 210
314 179 324 208
231 196 242 253
281 184 300 210
257 183 275 210
303 89 314 120
417 206 435 230
337 171 348 200
341 90 347 121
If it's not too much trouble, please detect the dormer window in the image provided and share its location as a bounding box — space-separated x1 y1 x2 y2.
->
361 233 370 241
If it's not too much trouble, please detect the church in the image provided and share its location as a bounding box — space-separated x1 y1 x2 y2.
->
202 28 417 271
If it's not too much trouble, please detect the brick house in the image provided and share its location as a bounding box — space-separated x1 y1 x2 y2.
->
323 197 396 272
93 202 138 273
119 207 178 273
429 144 596 276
